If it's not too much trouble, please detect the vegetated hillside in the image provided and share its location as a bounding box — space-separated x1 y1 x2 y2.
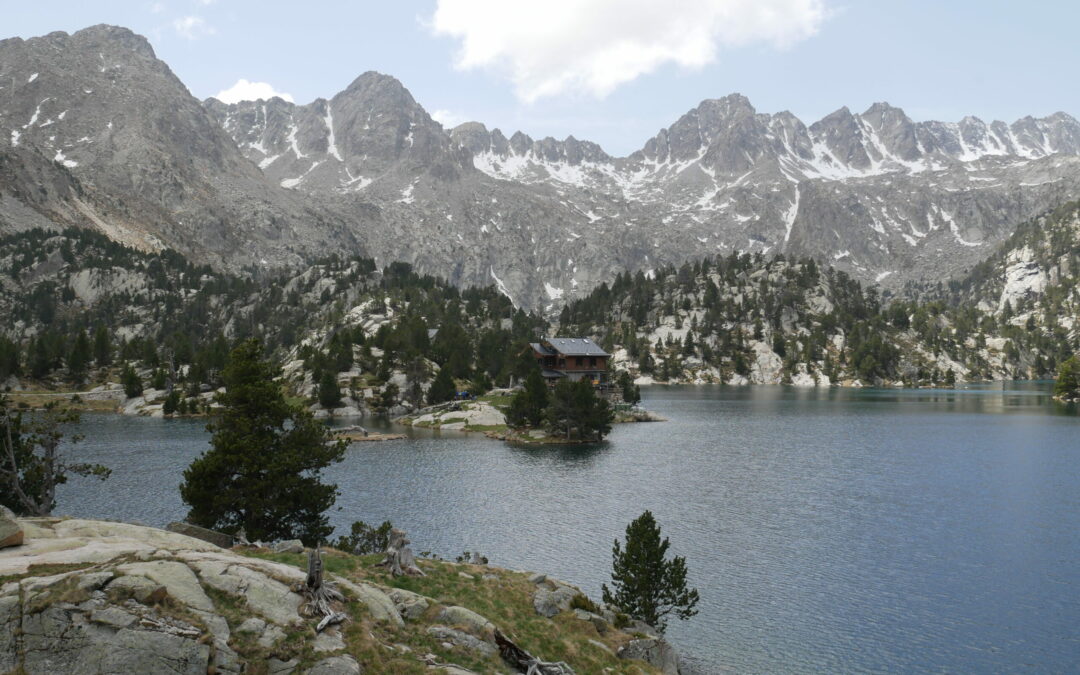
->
0 227 542 415
920 200 1080 325
557 247 1077 387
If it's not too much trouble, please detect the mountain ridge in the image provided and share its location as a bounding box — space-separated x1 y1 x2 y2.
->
4 24 1080 310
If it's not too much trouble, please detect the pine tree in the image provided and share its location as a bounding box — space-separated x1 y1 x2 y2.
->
405 357 430 408
68 330 91 384
163 390 179 415
427 365 456 404
544 379 613 440
92 325 112 367
318 371 343 409
121 363 143 398
513 368 550 427
602 510 699 632
179 339 346 544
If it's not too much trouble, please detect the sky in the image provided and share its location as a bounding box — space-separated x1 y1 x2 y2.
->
4 0 1080 156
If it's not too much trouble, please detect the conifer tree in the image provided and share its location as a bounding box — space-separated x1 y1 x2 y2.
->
544 379 613 440
507 367 550 428
92 325 112 367
318 371 343 409
121 363 143 398
602 510 699 632
179 339 345 544
68 330 91 384
427 365 456 404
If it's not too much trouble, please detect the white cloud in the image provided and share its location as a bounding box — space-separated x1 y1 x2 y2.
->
214 79 295 104
430 109 467 128
173 15 215 40
431 0 827 102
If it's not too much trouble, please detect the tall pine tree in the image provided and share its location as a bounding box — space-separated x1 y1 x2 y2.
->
179 339 345 544
602 510 699 632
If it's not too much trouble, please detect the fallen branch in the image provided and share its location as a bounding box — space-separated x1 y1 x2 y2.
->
495 629 575 674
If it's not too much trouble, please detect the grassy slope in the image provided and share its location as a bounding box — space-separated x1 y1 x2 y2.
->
241 548 660 674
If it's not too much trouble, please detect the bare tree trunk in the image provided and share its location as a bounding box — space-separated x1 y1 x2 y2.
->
300 545 347 629
1 407 36 514
377 528 425 577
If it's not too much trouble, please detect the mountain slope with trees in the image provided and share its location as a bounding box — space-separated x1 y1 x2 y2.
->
0 226 543 415
558 231 1078 386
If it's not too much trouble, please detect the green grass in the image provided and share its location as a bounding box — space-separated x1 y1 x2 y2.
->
479 393 514 410
0 561 99 587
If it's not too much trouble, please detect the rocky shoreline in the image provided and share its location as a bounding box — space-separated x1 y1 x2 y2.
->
0 510 681 674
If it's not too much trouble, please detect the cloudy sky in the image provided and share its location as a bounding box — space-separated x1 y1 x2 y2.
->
5 0 1079 155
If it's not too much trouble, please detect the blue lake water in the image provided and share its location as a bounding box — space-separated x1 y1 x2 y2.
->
57 383 1080 673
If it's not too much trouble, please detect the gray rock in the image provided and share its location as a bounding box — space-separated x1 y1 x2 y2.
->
272 539 306 554
236 616 267 634
618 637 681 675
436 605 494 636
0 594 21 672
211 642 244 674
21 604 210 674
306 654 362 674
532 583 578 618
76 571 115 592
105 575 168 605
166 521 235 548
527 572 547 584
193 560 303 626
386 587 430 621
117 560 215 612
4 22 1080 316
313 629 346 652
0 506 23 549
89 606 139 629
335 578 404 627
269 657 300 674
572 608 610 634
426 626 496 657
627 618 661 637
258 623 287 648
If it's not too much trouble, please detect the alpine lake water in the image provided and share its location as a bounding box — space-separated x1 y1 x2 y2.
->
56 382 1079 673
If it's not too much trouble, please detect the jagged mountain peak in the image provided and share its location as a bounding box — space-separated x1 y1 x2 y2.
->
1 24 157 59
0 23 357 269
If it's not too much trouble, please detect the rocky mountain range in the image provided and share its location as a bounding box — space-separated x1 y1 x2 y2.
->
3 24 1080 310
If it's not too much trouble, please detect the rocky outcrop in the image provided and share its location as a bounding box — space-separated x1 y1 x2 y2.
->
618 638 681 675
531 576 583 618
0 516 670 674
0 506 23 549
